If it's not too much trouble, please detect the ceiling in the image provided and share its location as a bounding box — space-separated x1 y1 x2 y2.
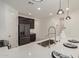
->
3 0 79 19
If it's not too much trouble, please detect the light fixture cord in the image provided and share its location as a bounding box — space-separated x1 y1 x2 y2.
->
59 0 61 9
67 9 69 16
67 0 69 16
68 0 69 8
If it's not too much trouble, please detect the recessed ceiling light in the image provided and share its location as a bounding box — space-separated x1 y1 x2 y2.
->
28 13 32 15
37 7 41 10
49 13 53 16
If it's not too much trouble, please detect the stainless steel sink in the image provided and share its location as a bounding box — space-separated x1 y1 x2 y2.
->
38 40 55 47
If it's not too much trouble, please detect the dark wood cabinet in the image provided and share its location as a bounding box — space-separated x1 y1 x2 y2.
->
18 16 36 46
18 16 34 29
19 33 36 46
0 40 4 47
19 37 30 46
30 34 36 42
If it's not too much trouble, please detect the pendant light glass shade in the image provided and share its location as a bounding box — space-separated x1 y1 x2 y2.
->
57 9 64 15
66 16 71 20
57 0 64 15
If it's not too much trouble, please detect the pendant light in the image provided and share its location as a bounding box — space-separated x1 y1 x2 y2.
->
66 0 71 20
57 0 64 15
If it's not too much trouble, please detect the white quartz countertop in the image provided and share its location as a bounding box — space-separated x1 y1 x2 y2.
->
0 37 79 58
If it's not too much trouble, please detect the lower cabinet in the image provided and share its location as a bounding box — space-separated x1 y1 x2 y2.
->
19 37 30 46
19 33 36 46
30 33 36 42
0 40 4 47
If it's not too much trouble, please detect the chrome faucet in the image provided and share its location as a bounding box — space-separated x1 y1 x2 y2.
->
48 26 56 48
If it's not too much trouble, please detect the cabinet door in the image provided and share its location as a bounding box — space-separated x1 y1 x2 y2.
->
29 19 34 29
24 24 30 37
18 16 34 29
30 34 36 42
20 24 25 32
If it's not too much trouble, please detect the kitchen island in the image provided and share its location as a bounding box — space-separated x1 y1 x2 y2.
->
0 37 79 58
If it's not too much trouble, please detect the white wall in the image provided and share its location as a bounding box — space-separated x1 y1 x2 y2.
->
33 15 64 40
38 19 49 40
43 10 79 40
0 0 6 40
36 10 79 41
0 0 18 48
5 4 18 48
64 10 79 39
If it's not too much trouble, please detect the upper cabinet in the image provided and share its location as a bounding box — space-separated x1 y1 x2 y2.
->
18 16 34 29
